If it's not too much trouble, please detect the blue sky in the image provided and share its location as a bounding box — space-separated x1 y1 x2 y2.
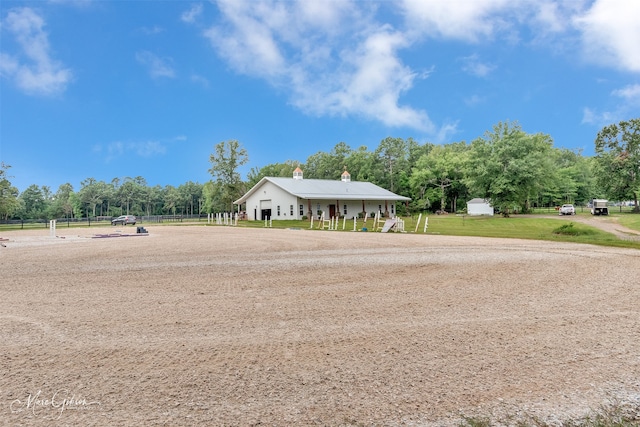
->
1 0 639 192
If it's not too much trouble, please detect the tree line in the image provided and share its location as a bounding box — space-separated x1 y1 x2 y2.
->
1 119 638 221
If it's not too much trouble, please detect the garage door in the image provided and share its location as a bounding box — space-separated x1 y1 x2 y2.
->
260 200 272 209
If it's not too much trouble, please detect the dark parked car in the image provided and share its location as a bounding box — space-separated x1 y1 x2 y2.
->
111 215 136 226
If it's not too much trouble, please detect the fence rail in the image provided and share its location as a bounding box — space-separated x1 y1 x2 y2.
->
0 214 211 229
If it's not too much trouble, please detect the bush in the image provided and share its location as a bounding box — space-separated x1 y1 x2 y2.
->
552 222 596 236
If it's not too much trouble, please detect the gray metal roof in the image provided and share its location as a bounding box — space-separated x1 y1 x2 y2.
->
234 177 410 204
467 198 491 204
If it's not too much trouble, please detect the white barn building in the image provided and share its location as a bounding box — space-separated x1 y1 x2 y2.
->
466 198 494 216
234 168 411 221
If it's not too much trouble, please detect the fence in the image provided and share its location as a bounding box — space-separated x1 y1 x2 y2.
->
0 214 211 229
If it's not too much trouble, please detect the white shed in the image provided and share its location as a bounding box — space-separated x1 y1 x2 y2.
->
466 198 494 216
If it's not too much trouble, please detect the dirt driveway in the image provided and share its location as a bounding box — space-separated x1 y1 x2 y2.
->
535 212 640 241
1 226 639 426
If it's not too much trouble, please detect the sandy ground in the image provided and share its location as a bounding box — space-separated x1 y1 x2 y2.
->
1 224 639 426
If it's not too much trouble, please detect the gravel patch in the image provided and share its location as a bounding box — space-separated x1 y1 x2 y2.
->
1 225 639 425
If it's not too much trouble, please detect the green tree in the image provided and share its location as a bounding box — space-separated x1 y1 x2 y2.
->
18 185 47 219
139 184 162 216
246 160 299 188
208 140 249 211
0 162 20 220
202 181 226 214
79 178 104 217
410 143 468 213
304 151 336 179
118 177 143 215
69 192 84 218
375 137 409 193
539 149 595 208
407 138 434 168
51 183 75 219
163 185 182 215
594 118 640 212
467 121 555 216
304 142 353 180
179 181 203 216
344 146 377 182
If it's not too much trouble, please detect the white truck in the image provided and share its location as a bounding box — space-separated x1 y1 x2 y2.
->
590 199 609 216
559 204 575 215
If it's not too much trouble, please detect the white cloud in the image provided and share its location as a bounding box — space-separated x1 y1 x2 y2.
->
201 0 638 136
181 3 203 24
581 107 614 126
400 0 515 42
106 141 125 161
102 140 167 162
48 0 93 6
135 51 176 78
0 53 20 76
612 84 640 103
582 82 640 128
532 2 566 33
140 25 164 35
464 94 485 107
434 121 459 144
204 1 286 78
574 0 640 72
0 7 73 96
317 28 433 131
136 141 166 157
205 0 432 131
190 73 209 88
398 0 640 75
460 54 495 77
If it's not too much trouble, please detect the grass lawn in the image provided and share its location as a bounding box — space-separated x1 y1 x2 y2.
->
617 211 640 231
413 215 640 248
202 214 640 250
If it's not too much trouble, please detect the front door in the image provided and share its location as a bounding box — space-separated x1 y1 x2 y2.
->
329 204 336 218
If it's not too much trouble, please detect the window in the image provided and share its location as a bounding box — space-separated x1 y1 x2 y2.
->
300 204 304 215
290 205 294 216
391 204 395 214
343 204 347 215
378 205 382 213
277 205 281 216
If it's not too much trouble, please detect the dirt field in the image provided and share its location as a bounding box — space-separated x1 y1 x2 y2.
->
1 225 639 426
